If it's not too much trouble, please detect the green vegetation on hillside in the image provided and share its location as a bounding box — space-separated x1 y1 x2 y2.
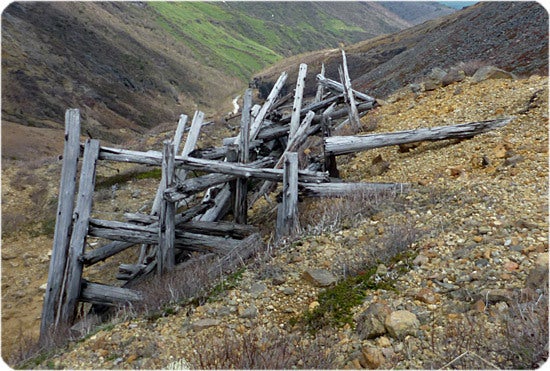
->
149 2 282 80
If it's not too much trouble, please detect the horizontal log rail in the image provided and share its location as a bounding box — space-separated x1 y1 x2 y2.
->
98 146 329 183
325 118 513 156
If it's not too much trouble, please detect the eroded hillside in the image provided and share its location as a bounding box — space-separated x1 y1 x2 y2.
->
7 72 547 369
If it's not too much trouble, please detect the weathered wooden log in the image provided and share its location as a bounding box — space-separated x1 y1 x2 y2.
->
325 118 513 156
61 139 100 325
340 50 361 131
316 74 375 103
98 146 329 183
279 94 343 124
290 63 308 139
80 280 142 305
41 109 81 341
315 63 325 102
195 184 232 222
276 152 300 240
298 182 409 197
178 220 258 239
158 141 176 274
235 89 252 224
82 203 213 266
250 71 288 141
88 219 245 254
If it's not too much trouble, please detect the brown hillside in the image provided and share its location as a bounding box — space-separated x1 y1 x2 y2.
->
256 2 548 99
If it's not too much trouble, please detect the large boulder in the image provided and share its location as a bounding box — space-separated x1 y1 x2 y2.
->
472 66 516 83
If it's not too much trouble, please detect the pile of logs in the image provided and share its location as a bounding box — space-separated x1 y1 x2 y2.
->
40 50 512 341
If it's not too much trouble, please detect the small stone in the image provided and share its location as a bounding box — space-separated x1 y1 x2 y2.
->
191 318 220 331
503 261 519 271
309 301 320 311
414 288 437 304
360 347 385 369
376 264 388 276
472 299 486 312
473 235 483 243
282 287 295 295
126 354 138 363
384 310 419 340
239 305 258 319
249 283 267 298
376 336 392 348
356 302 391 339
302 268 337 287
412 254 429 266
475 258 490 267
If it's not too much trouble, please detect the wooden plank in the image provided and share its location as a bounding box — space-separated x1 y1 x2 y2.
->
158 141 176 274
276 152 299 240
40 108 81 341
315 63 325 102
60 139 100 325
340 50 361 131
279 94 343 124
290 63 308 139
235 89 252 224
151 114 189 215
250 71 288 141
321 114 340 178
299 181 409 197
325 118 514 156
80 281 142 305
195 184 232 222
316 74 375 103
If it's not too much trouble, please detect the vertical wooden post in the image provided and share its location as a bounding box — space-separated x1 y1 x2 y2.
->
290 63 307 139
158 141 176 274
315 63 325 103
61 139 100 325
140 114 188 264
40 109 81 342
234 89 252 224
276 152 299 240
321 114 340 178
341 49 361 132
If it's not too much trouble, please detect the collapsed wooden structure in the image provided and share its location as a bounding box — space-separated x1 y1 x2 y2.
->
39 50 512 341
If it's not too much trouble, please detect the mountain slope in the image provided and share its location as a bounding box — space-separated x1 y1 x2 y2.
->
256 2 548 99
1 1 452 152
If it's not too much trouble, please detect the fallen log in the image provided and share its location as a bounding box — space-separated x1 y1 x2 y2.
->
325 118 513 156
298 182 409 197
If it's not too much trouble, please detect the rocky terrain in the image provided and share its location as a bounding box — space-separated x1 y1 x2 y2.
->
7 68 547 369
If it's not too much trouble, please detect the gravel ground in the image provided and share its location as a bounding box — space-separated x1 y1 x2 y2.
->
29 74 548 369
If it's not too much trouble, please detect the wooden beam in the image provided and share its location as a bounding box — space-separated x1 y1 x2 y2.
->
80 281 142 305
276 152 300 240
316 74 375 103
290 63 308 139
98 147 329 183
325 118 514 156
40 109 81 341
158 141 176 274
340 50 361 131
250 71 288 141
60 139 100 325
315 63 325 103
